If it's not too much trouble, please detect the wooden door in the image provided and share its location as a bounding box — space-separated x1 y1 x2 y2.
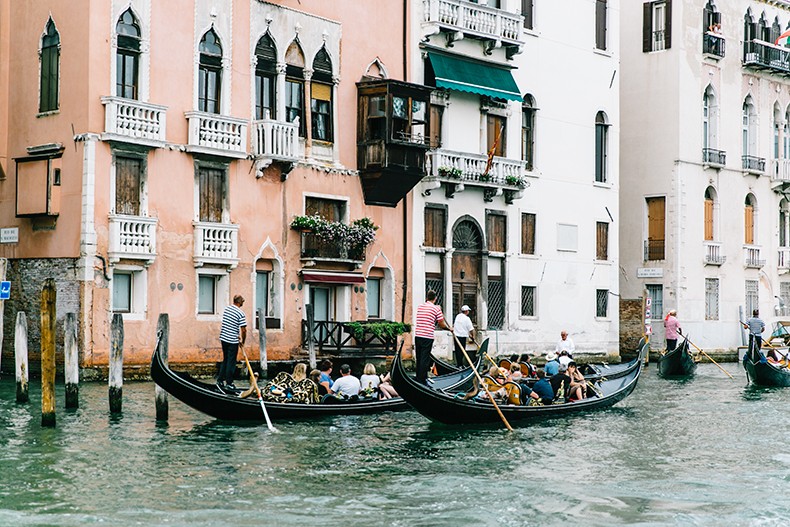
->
199 167 224 223
115 156 141 216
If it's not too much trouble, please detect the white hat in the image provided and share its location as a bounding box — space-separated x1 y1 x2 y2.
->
545 352 558 362
461 305 471 312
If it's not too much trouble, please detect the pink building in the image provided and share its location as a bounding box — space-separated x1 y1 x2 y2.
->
0 0 429 373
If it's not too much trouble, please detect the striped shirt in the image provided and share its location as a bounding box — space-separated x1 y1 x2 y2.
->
219 304 247 344
415 301 444 339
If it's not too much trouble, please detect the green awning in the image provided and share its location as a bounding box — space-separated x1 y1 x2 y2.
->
427 52 522 102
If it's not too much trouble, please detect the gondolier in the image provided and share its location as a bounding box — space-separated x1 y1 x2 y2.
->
746 309 765 352
414 290 452 384
217 295 247 391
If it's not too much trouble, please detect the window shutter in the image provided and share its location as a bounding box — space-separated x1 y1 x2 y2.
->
596 222 608 260
595 0 607 50
521 213 536 254
643 2 653 52
487 214 506 252
745 205 754 244
199 167 224 223
664 0 672 49
522 0 533 30
115 157 142 216
704 199 714 241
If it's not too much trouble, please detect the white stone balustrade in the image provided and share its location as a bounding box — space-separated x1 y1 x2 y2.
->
101 96 167 146
108 214 157 265
744 245 765 268
703 241 725 265
185 111 248 158
779 248 790 269
193 221 239 268
426 149 526 187
423 0 523 46
772 159 790 182
252 118 300 161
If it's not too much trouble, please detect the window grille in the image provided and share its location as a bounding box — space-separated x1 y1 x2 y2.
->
705 278 719 320
521 286 535 317
646 284 663 320
488 279 505 329
596 289 609 318
745 279 759 317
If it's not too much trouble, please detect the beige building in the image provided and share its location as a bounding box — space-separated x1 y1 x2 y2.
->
0 0 428 371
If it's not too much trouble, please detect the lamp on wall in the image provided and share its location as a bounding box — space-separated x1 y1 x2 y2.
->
460 270 465 279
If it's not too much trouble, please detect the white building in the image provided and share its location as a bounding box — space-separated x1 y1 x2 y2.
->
410 0 621 359
620 0 790 352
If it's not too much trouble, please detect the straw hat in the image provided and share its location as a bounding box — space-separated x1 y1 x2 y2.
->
545 352 558 362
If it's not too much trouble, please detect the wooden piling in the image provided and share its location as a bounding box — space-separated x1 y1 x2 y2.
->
14 312 28 403
306 303 316 370
40 278 56 427
155 313 169 421
109 313 123 413
257 308 268 378
64 313 79 409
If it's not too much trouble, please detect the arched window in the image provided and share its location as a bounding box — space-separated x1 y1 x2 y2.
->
774 103 782 162
198 29 223 114
285 40 305 136
704 187 716 241
758 13 769 41
780 199 790 248
39 18 60 112
703 1 722 55
595 111 609 183
522 94 536 170
254 33 277 120
744 10 757 58
311 46 333 142
745 194 757 245
702 86 718 150
772 17 782 43
742 97 757 158
116 9 141 99
784 105 790 161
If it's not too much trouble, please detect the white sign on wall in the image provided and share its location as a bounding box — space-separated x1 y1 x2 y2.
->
637 267 663 278
0 228 19 244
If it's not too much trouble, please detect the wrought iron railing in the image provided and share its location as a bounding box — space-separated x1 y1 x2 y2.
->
702 148 726 166
644 239 665 261
703 33 725 57
742 155 766 173
300 233 366 262
301 320 400 354
743 39 790 73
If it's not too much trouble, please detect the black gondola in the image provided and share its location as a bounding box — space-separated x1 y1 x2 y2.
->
743 342 790 387
657 337 697 378
431 353 461 376
391 338 649 425
150 338 478 421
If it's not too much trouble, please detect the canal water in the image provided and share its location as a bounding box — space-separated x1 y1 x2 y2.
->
1 363 789 527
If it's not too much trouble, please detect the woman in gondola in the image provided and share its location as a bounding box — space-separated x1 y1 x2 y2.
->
567 361 586 401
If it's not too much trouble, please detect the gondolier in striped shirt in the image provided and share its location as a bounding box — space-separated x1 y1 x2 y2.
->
414 290 452 384
217 295 247 390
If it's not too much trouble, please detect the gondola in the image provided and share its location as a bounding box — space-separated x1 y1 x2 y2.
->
657 337 697 378
150 338 479 421
391 338 649 425
431 353 461 376
743 342 790 387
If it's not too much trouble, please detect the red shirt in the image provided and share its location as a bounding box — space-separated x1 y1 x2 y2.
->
415 301 444 339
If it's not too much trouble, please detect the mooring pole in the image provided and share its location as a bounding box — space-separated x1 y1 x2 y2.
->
306 303 316 370
64 313 79 409
14 311 28 403
155 313 169 421
257 308 268 379
0 258 7 374
109 313 124 413
40 278 56 427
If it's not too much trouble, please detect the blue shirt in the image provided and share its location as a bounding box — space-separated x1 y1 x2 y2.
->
319 372 332 385
531 378 554 402
545 360 560 376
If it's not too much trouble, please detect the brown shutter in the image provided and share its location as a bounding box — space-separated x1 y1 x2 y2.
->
647 197 665 259
745 205 754 244
596 222 609 260
643 2 653 52
425 207 446 247
664 0 672 49
595 0 607 50
115 157 141 216
429 105 443 148
704 199 714 241
487 115 505 157
487 214 506 252
199 167 224 223
521 213 536 254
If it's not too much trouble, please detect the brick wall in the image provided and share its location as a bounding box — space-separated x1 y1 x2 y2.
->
619 297 644 357
1 258 81 375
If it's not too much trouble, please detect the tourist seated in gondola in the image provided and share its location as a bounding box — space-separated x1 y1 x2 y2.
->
526 369 554 405
359 363 381 398
549 363 570 402
766 348 786 365
330 364 361 398
309 369 328 396
566 361 587 401
318 359 333 394
507 363 523 383
477 366 521 405
518 354 537 377
378 372 398 399
558 349 572 369
544 352 560 376
292 362 307 382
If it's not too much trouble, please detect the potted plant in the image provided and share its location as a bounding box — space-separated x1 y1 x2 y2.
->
290 214 324 233
505 175 526 188
438 166 463 179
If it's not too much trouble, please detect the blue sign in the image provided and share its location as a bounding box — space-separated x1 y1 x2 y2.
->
0 281 10 300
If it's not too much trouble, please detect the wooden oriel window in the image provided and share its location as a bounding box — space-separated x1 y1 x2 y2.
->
487 213 507 253
39 19 60 113
424 206 446 248
596 221 609 260
486 114 506 157
521 212 536 254
198 166 225 223
115 156 143 216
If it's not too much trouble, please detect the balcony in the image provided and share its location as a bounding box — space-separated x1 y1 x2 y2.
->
742 155 766 175
300 233 366 265
779 248 790 270
703 33 725 58
252 117 300 169
743 39 790 74
185 111 248 159
108 214 157 265
644 239 665 261
703 241 725 266
425 149 527 203
702 148 726 168
744 245 765 268
101 97 167 147
422 0 524 55
193 221 239 268
771 159 790 193
301 320 401 355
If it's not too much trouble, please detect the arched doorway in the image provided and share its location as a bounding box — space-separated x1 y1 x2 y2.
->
451 219 482 324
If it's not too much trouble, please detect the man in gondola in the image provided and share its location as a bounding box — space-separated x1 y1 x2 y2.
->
414 290 453 384
664 309 681 352
746 309 765 353
217 295 247 391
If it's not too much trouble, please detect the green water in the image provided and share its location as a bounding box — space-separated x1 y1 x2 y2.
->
0 364 789 526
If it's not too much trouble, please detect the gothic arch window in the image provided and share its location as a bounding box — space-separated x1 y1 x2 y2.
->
594 111 609 183
198 28 223 114
522 94 536 170
116 9 141 99
39 18 60 112
285 40 306 136
704 186 717 241
745 193 757 245
254 33 277 120
311 46 334 142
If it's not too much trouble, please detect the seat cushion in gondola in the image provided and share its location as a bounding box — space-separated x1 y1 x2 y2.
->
261 372 319 404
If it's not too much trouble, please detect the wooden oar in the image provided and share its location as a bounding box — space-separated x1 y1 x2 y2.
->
680 334 733 380
451 334 513 431
239 343 277 432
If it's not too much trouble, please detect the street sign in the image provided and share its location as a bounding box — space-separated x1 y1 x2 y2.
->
0 281 10 300
0 228 18 244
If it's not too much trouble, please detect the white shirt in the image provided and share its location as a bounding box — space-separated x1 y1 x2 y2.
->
556 337 575 354
331 375 361 396
558 355 572 368
359 374 380 390
453 313 475 337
